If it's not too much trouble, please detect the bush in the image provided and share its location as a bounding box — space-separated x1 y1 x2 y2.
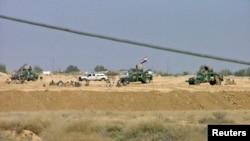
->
123 121 177 141
33 65 43 73
198 112 234 124
65 120 99 134
234 67 250 76
0 117 50 135
0 64 7 73
219 69 232 76
65 65 80 73
94 65 107 72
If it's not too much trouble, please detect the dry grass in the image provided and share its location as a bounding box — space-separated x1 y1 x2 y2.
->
0 110 250 141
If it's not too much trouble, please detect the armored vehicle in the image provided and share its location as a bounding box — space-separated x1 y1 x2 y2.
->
10 64 39 82
186 65 223 85
118 64 153 86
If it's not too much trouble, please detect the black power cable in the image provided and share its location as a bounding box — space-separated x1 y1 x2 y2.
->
0 14 249 66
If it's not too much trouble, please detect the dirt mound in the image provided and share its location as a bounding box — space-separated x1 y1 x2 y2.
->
0 90 249 112
1 130 42 141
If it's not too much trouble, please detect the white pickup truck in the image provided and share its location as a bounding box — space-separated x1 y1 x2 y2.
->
78 73 108 81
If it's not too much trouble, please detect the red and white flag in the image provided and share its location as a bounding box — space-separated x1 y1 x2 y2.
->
140 56 148 64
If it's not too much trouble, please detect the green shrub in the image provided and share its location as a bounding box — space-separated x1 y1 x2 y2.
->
198 112 234 124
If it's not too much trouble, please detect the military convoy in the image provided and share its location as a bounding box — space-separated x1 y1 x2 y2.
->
186 65 224 85
7 63 225 87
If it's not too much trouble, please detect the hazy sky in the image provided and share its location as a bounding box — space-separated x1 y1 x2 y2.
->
1 0 250 73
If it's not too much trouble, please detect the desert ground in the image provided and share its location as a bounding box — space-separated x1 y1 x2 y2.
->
0 72 250 141
0 73 250 111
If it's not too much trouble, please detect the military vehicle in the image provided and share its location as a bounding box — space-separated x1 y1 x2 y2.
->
10 64 39 82
117 64 153 86
186 65 223 85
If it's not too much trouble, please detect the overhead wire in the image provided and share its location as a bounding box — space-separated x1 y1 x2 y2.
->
0 14 249 66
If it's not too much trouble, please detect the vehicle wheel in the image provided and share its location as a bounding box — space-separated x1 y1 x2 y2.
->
209 79 216 85
188 78 195 85
189 82 194 85
144 78 151 84
123 79 129 86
